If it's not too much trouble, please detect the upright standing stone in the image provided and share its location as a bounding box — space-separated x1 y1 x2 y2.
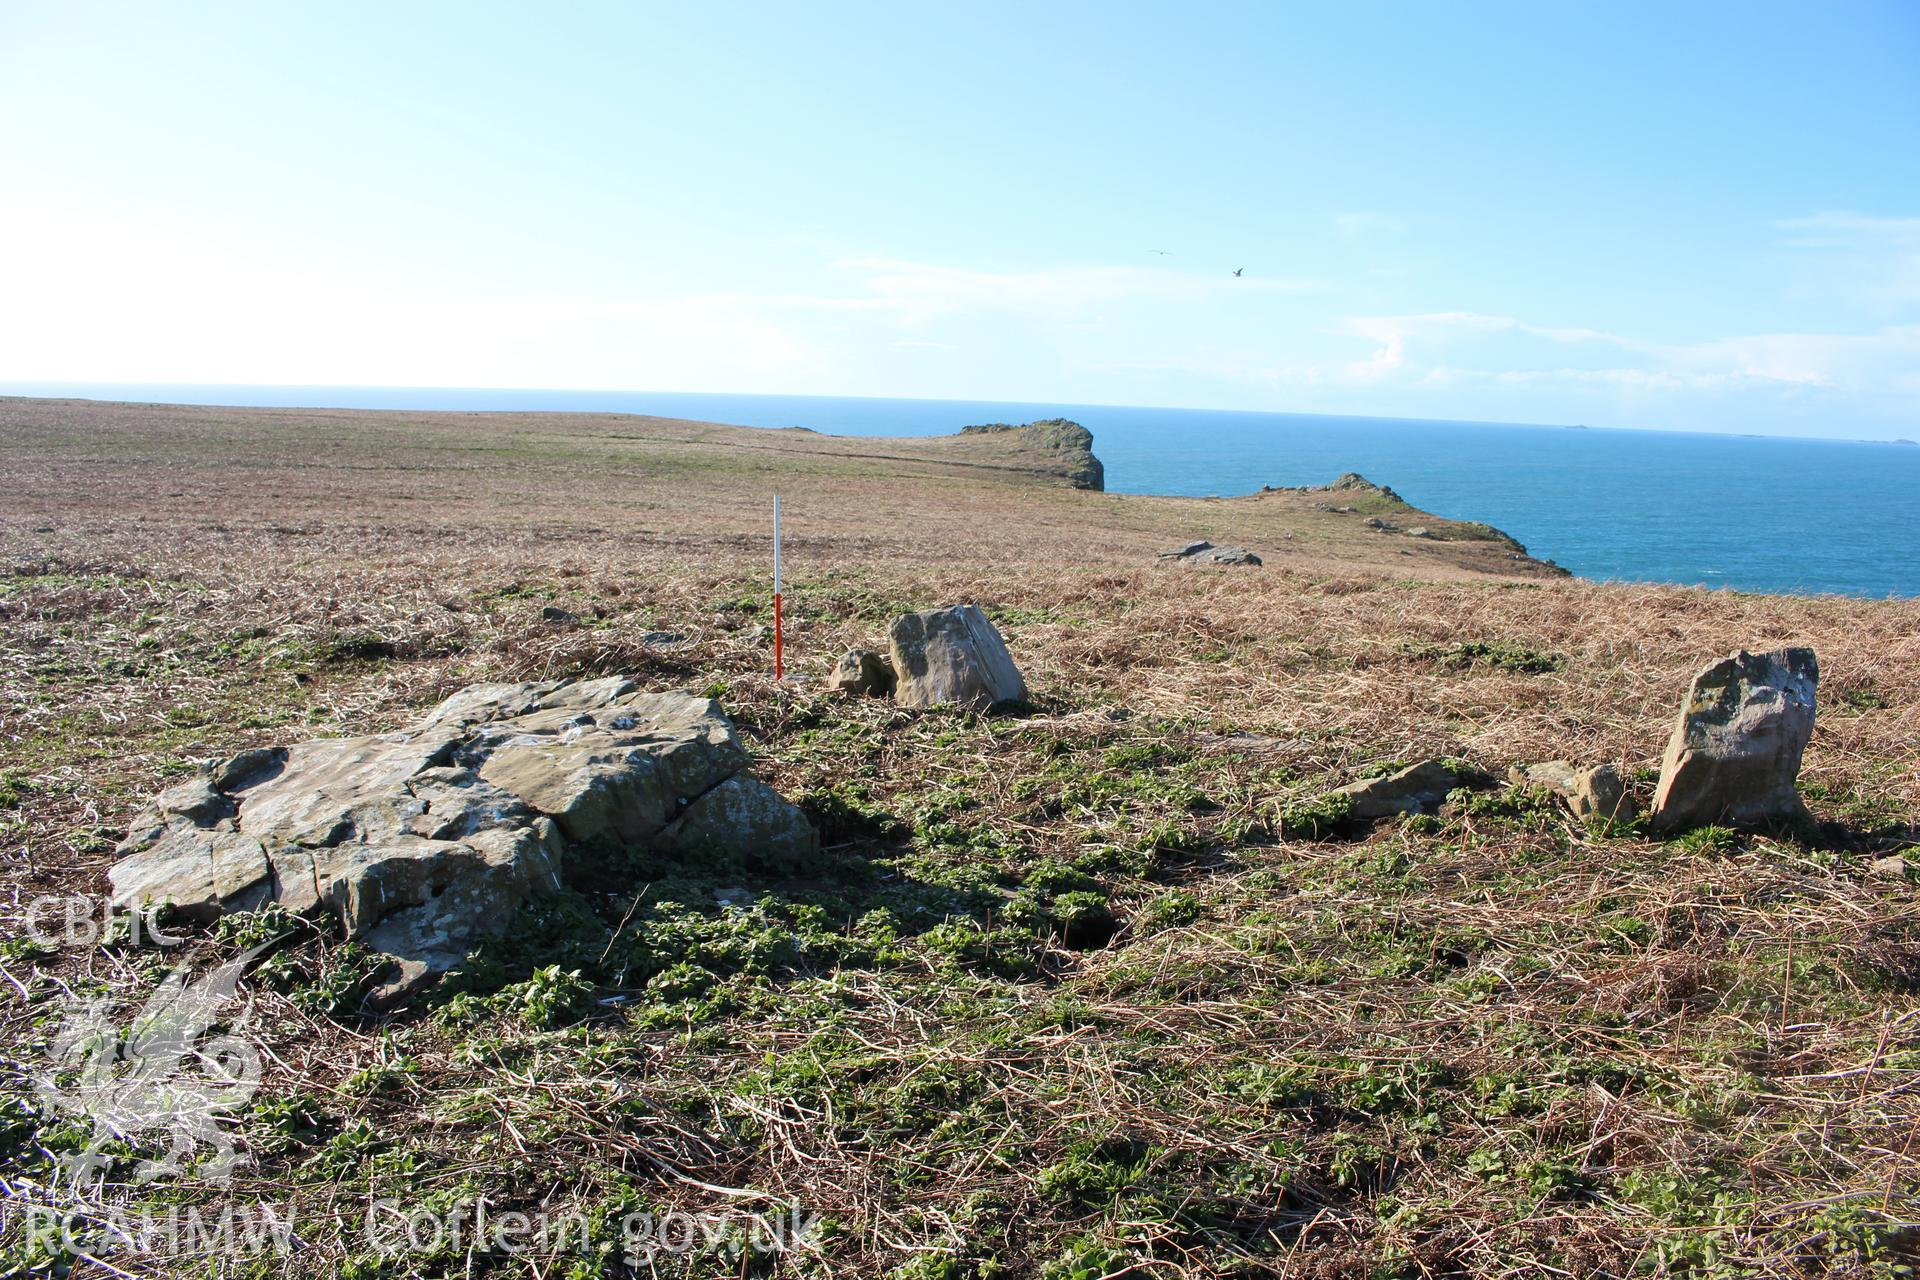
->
888 605 1028 711
1650 648 1818 834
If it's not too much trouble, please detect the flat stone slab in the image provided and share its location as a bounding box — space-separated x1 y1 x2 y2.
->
1334 759 1466 820
110 677 814 979
1159 540 1263 566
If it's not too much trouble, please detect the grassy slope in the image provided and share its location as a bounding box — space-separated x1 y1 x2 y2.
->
0 398 1916 1279
0 397 1554 578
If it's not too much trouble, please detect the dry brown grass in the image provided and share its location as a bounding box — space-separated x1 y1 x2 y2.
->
0 398 1915 1279
0 395 1561 581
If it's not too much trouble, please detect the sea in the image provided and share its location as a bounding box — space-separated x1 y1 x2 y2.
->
5 382 1916 598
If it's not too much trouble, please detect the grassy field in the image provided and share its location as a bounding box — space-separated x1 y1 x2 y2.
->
1 397 1916 1279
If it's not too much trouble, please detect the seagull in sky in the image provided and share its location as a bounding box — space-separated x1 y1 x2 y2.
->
1231 267 1244 277
1148 249 1172 255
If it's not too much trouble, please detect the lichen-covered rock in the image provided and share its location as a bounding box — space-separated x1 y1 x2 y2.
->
825 648 897 697
888 605 1027 711
465 688 747 846
109 677 814 982
1650 648 1818 834
656 774 820 869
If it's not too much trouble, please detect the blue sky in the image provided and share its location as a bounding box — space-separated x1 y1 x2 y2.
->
2 1 1916 437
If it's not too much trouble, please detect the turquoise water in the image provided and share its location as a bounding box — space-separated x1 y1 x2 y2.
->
7 382 1917 597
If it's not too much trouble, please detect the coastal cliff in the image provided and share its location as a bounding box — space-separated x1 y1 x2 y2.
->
956 417 1106 490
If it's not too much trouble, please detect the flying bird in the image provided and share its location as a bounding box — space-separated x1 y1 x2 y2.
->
1148 249 1172 256
1231 267 1244 277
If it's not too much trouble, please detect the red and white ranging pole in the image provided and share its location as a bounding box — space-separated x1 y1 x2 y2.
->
772 493 784 680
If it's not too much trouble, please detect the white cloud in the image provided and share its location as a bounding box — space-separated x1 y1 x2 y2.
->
1327 214 1920 406
0 198 821 388
823 257 1320 328
0 209 1330 393
1680 327 1920 395
1775 210 1920 307
1328 308 1920 404
1776 211 1920 249
1333 211 1408 240
1335 312 1652 383
1339 311 1648 352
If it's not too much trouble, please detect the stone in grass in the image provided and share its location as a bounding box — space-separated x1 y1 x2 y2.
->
1650 648 1818 835
1332 759 1468 820
1510 760 1640 824
825 648 896 697
109 677 816 998
1869 854 1914 880
888 605 1027 711
1158 540 1262 566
